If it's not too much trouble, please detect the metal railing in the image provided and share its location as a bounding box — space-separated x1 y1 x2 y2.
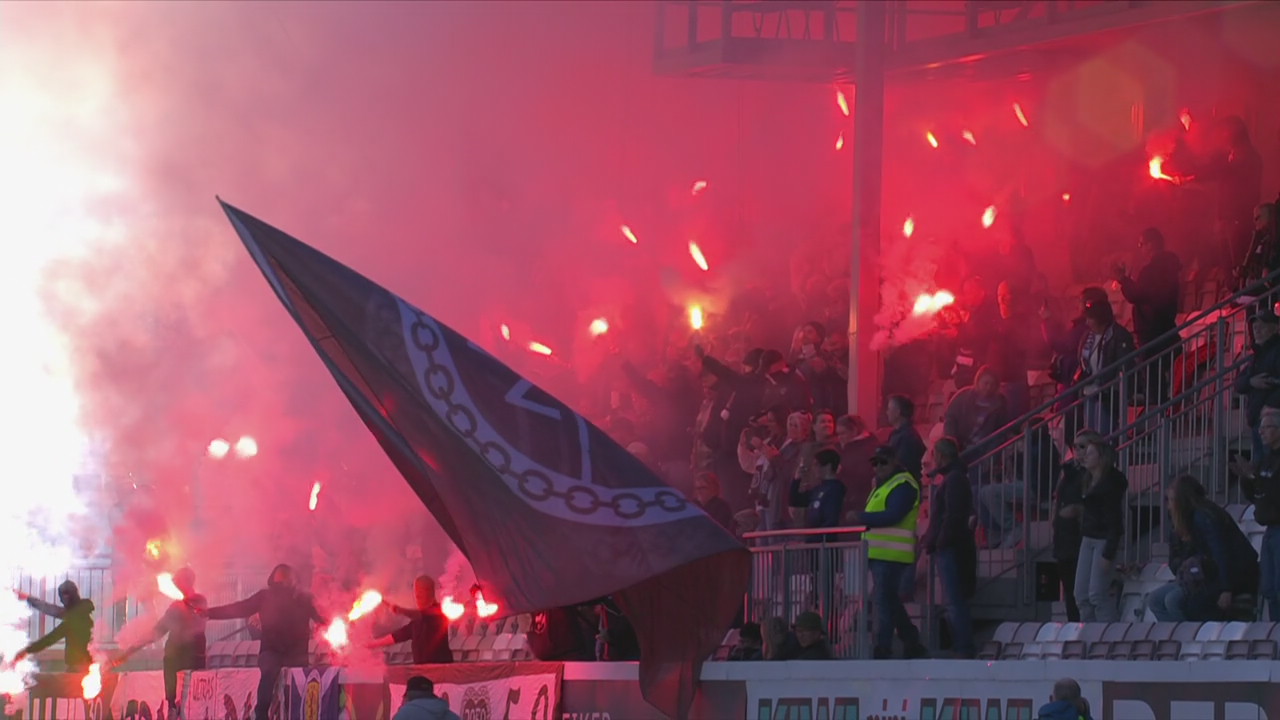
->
742 527 871 659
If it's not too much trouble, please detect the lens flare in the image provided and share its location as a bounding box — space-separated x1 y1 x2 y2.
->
688 305 704 330
156 572 184 601
308 481 322 511
588 318 609 336
347 589 383 621
441 595 466 621
620 225 638 245
688 241 709 272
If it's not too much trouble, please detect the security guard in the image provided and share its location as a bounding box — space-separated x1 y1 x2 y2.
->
854 446 927 660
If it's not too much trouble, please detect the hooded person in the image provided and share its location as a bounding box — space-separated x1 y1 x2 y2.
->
205 564 326 720
392 676 460 720
113 567 208 706
368 576 454 664
16 580 95 671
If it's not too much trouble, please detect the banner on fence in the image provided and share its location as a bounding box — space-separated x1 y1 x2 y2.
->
386 663 561 720
184 669 262 720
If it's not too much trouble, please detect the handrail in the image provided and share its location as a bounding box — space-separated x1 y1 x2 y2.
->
965 268 1280 461
743 525 867 540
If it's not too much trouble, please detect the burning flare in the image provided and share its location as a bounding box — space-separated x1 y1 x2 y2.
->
1149 156 1174 182
81 663 102 700
233 435 258 459
1061 192 1071 203
912 290 956 317
156 572 184 601
902 216 915 239
499 323 511 341
687 241 709 272
322 618 348 648
835 88 849 117
308 481 322 511
835 132 844 151
688 305 704 331
527 341 553 356
690 180 708 196
1013 102 1029 127
981 205 998 229
347 589 383 621
441 595 465 621
962 129 977 146
1179 108 1192 132
144 538 163 560
474 590 499 619
207 438 230 460
926 131 939 149
588 318 609 337
620 225 638 245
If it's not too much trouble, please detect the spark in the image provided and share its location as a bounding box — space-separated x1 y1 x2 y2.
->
902 216 915 239
1013 102 1029 127
835 132 844 151
233 435 257 459
588 318 609 337
499 324 511 341
981 205 997 229
441 595 466 621
527 341 554 356
81 663 102 700
620 225 638 245
962 129 976 146
926 131 939 149
688 241 709 272
474 590 499 619
347 589 383 621
688 305 704 331
835 88 849 117
322 618 349 648
156 572 184 601
207 438 230 459
691 180 708 196
308 481 322 511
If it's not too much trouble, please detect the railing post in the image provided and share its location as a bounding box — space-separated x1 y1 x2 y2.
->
1213 317 1228 497
1020 433 1033 608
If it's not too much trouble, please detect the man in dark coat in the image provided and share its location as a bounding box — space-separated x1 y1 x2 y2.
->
16 581 95 671
369 576 454 664
921 438 977 658
1115 227 1182 403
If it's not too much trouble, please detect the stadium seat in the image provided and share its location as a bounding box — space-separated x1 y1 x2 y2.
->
1154 640 1181 660
978 622 1022 660
1123 623 1154 641
1201 622 1249 659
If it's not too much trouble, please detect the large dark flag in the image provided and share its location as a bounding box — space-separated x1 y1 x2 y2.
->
219 200 750 718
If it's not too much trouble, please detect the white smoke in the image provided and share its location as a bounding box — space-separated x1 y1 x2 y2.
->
0 9 133 698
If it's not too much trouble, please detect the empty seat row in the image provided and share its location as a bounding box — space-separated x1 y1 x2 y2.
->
979 621 1280 661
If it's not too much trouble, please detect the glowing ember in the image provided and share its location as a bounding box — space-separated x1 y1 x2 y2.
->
499 323 511 341
207 438 230 460
835 132 844 151
1149 156 1174 182
962 129 976 146
835 88 849 117
1179 108 1192 132
156 572 184 601
474 590 499 619
688 241 709 272
308 481 322 511
902 216 915 239
81 663 102 700
620 225 638 245
144 538 163 560
322 618 348 648
527 341 553 356
348 589 383 621
1013 102 1029 127
981 205 998 229
926 131 939 149
588 318 609 336
441 595 466 621
912 290 957 317
690 180 708 196
688 305 704 331
234 435 258 459
1061 192 1071 202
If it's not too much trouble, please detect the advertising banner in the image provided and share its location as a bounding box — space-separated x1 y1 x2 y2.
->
184 669 262 720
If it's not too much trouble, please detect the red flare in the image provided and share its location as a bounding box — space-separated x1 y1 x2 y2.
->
207 438 230 459
81 664 102 700
308 481 321 511
1179 109 1192 132
441 595 465 621
322 618 349 648
1149 156 1174 182
688 305 704 330
688 241 709 272
527 341 553 356
1061 192 1071 203
157 573 184 601
588 318 609 336
912 290 957 317
620 225 638 244
348 589 383 621
1013 102 1029 127
499 324 511 341
926 131 939 149
981 205 997 229
835 88 849 117
690 180 708 196
144 538 163 561
474 590 499 619
962 129 976 146
835 132 844 151
902 216 915 239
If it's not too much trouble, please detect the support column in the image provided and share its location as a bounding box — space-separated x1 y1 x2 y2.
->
849 1 887 424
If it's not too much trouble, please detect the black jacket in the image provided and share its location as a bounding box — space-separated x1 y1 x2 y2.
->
1170 506 1259 596
1052 463 1086 563
1245 450 1280 526
23 597 94 670
1119 250 1181 346
1075 323 1136 389
922 462 974 553
887 424 926 480
207 585 325 661
1080 467 1128 561
1234 335 1280 428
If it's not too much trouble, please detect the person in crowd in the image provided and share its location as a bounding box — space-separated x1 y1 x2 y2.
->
836 414 876 513
696 344 767 446
618 360 700 467
206 564 326 720
978 416 1060 549
759 349 811 413
991 281 1040 417
853 446 926 659
1073 436 1128 623
113 567 207 707
1239 200 1279 290
692 471 735 532
1114 227 1182 403
392 676 461 720
1042 287 1110 443
740 408 810 532
1147 476 1258 621
885 394 926 480
790 448 847 536
369 575 454 664
761 616 796 660
1075 297 1135 438
943 366 1009 460
1037 678 1093 720
1235 308 1280 463
1051 431 1095 623
692 371 750 511
921 438 976 658
728 622 764 661
1234 410 1280 619
1203 115 1264 272
15 580 94 671
736 406 788 531
952 277 1000 390
525 605 596 661
773 611 833 660
595 597 639 661
792 322 847 415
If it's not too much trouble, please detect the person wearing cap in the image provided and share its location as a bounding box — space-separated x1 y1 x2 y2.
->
15 580 95 671
773 611 832 661
392 676 460 720
727 622 764 661
113 567 208 707
853 447 926 659
1234 306 1280 463
1075 296 1135 438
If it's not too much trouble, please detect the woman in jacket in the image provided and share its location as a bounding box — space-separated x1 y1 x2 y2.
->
1148 476 1259 621
1073 434 1128 622
1075 298 1136 438
1052 431 1096 623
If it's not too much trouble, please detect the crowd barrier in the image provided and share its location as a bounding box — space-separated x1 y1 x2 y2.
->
10 659 1280 720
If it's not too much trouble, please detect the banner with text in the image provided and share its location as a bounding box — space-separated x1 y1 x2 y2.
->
184 669 263 720
386 663 561 720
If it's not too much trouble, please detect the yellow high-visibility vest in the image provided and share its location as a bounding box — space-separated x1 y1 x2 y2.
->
864 471 920 564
